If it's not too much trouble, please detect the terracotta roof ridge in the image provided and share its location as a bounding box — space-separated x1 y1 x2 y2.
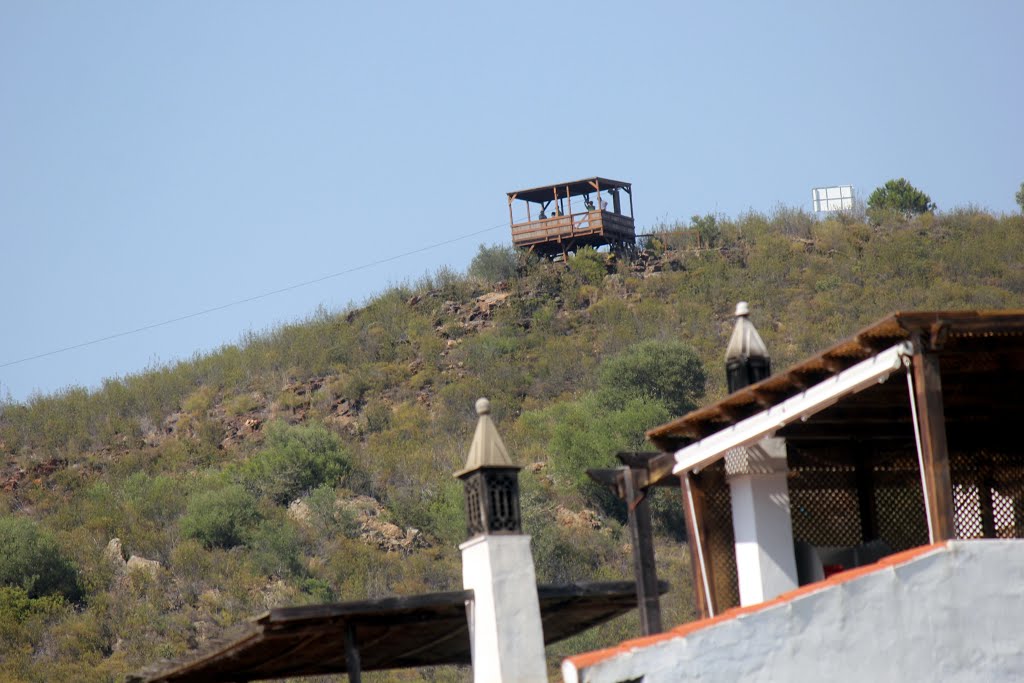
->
564 541 947 672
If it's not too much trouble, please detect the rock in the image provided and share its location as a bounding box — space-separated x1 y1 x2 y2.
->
105 538 126 565
163 412 183 435
471 291 510 320
288 499 311 524
360 515 430 553
555 506 603 531
127 555 161 577
257 579 293 609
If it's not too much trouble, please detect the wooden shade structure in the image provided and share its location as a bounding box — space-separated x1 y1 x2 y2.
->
507 177 635 259
631 310 1024 618
130 582 666 682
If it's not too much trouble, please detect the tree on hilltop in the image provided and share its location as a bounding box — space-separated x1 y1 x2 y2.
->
1015 182 1024 213
867 178 936 217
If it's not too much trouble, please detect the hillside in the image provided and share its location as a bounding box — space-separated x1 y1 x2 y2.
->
1 206 1022 681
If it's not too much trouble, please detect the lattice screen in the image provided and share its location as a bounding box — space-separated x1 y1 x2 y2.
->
950 450 1024 540
697 462 740 612
789 462 863 548
693 445 1024 613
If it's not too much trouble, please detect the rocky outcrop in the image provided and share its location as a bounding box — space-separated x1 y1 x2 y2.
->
288 493 431 553
104 537 161 577
105 538 126 566
555 506 603 531
127 555 161 577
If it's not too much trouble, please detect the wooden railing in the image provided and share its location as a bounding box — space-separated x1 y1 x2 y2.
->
511 210 634 247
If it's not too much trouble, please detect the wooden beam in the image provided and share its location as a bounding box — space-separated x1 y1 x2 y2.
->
623 468 662 635
911 350 955 542
586 468 625 499
616 451 678 488
680 472 716 618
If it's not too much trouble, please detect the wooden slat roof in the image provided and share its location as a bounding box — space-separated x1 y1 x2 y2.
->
130 581 665 682
507 177 631 203
647 310 1024 453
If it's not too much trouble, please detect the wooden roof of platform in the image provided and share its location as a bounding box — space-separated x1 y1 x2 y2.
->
130 581 664 683
507 177 631 203
647 310 1024 456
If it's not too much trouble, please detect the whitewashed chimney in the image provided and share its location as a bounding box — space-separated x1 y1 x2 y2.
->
456 398 548 683
724 303 799 605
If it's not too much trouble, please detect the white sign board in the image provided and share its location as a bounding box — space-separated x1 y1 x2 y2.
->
812 185 854 213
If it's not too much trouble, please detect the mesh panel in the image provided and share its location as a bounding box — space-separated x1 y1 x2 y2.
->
786 449 930 553
950 450 1024 540
692 443 1024 612
789 464 863 548
870 452 929 552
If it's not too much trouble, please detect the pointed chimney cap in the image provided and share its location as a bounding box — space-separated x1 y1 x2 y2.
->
455 398 517 477
726 301 769 362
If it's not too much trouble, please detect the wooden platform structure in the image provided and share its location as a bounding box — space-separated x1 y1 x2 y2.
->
621 310 1024 618
130 581 665 682
507 177 636 258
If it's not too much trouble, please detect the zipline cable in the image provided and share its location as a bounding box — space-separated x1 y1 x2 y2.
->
0 222 507 370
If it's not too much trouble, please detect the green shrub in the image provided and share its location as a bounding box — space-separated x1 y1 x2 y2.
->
224 392 262 417
568 246 608 287
519 395 670 513
867 177 935 217
299 578 336 603
362 401 392 435
180 485 262 549
597 339 706 416
469 243 519 284
239 422 352 504
0 516 81 600
248 516 305 578
691 213 721 247
306 484 360 540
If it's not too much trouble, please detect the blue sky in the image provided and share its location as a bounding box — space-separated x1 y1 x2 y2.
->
1 1 1022 402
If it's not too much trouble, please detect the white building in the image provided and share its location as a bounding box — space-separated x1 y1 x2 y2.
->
565 308 1024 682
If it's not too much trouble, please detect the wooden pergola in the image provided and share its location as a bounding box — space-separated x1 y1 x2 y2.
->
130 582 664 682
507 177 636 259
602 311 1024 619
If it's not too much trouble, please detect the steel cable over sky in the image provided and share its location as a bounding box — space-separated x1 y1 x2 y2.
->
0 222 507 370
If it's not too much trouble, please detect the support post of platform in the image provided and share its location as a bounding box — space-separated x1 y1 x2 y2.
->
681 471 716 618
623 467 662 635
344 622 362 683
912 350 955 542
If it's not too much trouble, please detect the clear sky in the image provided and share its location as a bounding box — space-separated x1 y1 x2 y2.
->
2 1 1022 402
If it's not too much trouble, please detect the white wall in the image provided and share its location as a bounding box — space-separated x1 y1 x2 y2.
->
563 540 1024 683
